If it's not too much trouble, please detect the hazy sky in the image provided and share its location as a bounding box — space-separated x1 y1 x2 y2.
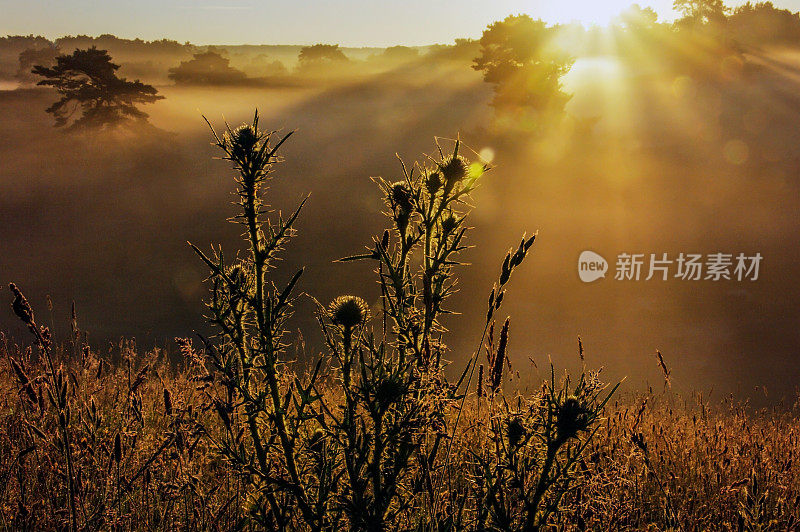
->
2 0 800 46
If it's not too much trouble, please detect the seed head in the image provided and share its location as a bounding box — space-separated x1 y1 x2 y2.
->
441 156 468 187
490 318 510 393
441 213 459 235
426 171 442 194
39 326 52 349
10 357 37 404
9 283 34 327
214 400 232 429
164 389 173 416
228 124 261 162
375 375 404 410
389 181 413 214
329 296 369 328
114 433 122 463
506 417 525 447
556 395 592 442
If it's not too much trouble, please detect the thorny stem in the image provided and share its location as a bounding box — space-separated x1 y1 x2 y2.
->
242 167 316 524
525 440 558 531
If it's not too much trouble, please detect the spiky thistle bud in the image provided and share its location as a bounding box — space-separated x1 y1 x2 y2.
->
328 296 369 329
389 181 413 214
556 395 592 442
426 171 442 194
441 213 459 235
227 264 248 288
441 156 468 189
228 124 261 164
375 375 404 411
507 417 525 448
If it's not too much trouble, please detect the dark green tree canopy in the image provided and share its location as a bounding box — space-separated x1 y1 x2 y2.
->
33 47 163 129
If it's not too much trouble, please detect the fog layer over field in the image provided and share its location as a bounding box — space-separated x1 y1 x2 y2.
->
2 49 799 403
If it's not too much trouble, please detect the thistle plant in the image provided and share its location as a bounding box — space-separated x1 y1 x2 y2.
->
338 139 489 368
189 111 324 528
466 324 618 532
322 138 526 528
435 214 616 530
179 116 611 530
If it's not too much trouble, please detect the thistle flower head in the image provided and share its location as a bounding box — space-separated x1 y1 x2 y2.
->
426 171 442 194
506 417 526 447
227 124 262 162
389 181 413 214
375 375 404 410
440 155 468 186
329 295 369 328
556 395 592 442
441 213 459 235
225 264 251 299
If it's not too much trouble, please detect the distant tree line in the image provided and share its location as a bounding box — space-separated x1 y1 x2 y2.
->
11 0 800 131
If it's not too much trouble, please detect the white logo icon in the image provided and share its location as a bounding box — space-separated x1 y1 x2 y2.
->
578 251 608 283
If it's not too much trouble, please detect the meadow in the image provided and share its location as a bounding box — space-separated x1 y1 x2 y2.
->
1 116 798 529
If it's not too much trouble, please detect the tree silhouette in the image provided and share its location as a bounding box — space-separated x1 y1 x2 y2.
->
382 45 419 61
245 53 287 78
297 44 348 72
674 0 728 27
16 45 59 83
168 50 248 85
618 4 660 30
729 2 800 45
472 15 573 122
33 47 163 130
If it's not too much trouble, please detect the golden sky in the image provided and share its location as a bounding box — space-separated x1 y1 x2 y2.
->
2 0 800 45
